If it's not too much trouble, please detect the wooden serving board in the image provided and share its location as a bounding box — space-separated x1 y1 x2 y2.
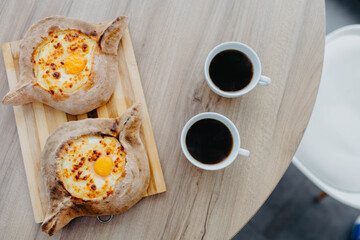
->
2 27 166 223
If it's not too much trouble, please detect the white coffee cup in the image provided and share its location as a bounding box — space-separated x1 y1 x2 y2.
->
180 112 250 170
204 42 271 98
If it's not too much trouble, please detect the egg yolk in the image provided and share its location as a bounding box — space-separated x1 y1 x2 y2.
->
64 54 87 74
94 156 114 177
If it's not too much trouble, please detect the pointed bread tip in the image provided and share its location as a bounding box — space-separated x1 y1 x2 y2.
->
130 102 142 114
115 102 142 121
113 103 143 134
2 83 33 105
41 203 74 236
99 15 128 55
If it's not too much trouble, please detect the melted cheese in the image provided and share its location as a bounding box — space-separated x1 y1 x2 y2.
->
33 30 96 94
58 135 126 200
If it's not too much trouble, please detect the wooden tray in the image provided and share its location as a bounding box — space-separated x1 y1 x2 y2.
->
2 28 166 223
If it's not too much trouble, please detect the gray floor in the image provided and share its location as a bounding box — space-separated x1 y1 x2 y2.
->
233 164 360 240
233 0 360 239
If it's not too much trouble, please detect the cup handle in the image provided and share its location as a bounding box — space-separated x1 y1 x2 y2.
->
238 148 250 157
258 75 271 86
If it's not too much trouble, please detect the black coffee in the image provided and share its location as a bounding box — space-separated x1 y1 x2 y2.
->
185 119 233 164
209 50 253 91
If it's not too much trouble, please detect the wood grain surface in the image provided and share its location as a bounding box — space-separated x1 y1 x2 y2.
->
2 26 166 224
0 0 325 239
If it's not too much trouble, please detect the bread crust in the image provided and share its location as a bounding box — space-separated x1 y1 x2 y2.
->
2 16 128 115
41 103 150 236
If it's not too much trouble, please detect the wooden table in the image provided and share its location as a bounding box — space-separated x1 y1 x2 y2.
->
0 0 325 239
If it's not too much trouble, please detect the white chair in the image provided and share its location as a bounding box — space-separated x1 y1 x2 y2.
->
292 25 360 209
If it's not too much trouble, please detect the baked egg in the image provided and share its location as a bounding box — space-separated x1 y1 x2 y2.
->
32 30 96 94
58 135 126 200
